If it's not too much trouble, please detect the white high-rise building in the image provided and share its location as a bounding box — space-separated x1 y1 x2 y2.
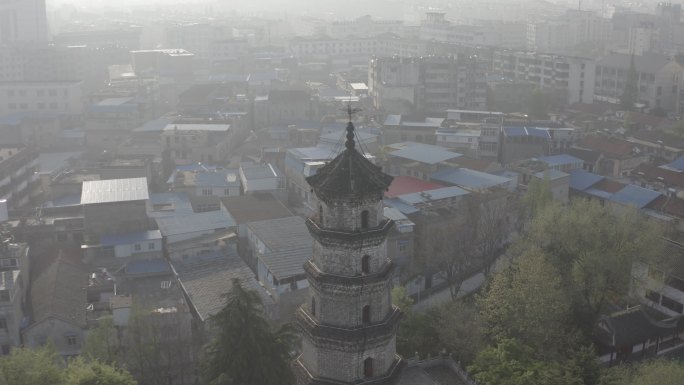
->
0 0 48 43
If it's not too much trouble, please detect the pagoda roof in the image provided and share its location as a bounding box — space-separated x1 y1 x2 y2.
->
306 122 393 203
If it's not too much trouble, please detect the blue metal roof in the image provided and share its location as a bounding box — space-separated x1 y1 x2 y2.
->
503 126 551 139
665 155 684 172
610 185 662 209
125 258 170 276
583 188 614 200
432 167 512 189
101 230 162 247
569 169 604 191
537 154 584 167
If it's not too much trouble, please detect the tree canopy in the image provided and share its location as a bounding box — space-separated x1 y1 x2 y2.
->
201 278 297 385
0 346 136 385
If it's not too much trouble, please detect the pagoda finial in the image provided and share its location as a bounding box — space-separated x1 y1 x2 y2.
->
341 101 362 151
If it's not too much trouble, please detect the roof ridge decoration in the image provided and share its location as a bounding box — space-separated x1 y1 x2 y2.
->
306 105 392 203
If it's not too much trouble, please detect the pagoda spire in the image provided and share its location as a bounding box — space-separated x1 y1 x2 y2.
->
343 103 361 151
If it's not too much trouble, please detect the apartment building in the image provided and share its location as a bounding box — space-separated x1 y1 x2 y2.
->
0 0 48 43
492 50 595 105
369 55 487 115
0 146 38 210
594 53 683 112
0 238 29 355
0 81 84 116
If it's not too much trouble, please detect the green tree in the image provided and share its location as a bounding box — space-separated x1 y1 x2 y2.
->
469 339 587 385
478 249 573 355
83 317 121 365
391 286 414 313
64 358 137 385
620 55 638 111
202 278 297 385
518 199 667 332
433 300 483 364
0 345 63 385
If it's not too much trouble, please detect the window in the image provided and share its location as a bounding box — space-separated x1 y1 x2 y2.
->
224 189 231 196
148 242 155 250
311 297 316 316
362 305 371 324
134 244 141 251
364 357 374 378
361 210 369 229
362 255 370 274
161 281 172 289
66 336 77 346
202 188 213 196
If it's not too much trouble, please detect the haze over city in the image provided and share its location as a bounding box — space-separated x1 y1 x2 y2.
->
2 0 684 384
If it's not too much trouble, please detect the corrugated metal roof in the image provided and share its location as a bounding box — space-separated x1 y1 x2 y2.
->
537 154 584 166
533 169 569 181
503 126 551 139
124 258 171 276
384 114 402 126
80 177 149 204
384 198 420 215
389 144 461 165
432 167 511 189
665 155 684 172
162 124 230 132
610 185 662 209
247 216 312 252
398 186 469 205
583 188 614 200
569 169 604 191
101 230 162 247
156 210 236 238
259 246 311 279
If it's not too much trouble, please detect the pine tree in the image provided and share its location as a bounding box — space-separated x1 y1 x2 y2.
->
201 279 297 385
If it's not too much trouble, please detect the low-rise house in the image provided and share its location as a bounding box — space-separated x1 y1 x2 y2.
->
239 162 286 202
169 167 241 198
535 154 584 173
574 135 649 177
431 167 516 192
383 207 415 278
627 130 684 163
284 147 338 208
81 177 151 241
172 251 276 323
244 216 312 317
221 193 293 238
384 142 462 181
382 115 444 145
156 210 237 262
632 240 684 318
99 230 163 260
436 127 480 155
147 192 194 219
0 146 39 210
23 258 88 358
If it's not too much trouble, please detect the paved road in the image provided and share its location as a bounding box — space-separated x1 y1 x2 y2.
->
411 252 513 312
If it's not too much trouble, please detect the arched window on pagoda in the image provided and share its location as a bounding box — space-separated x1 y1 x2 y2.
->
361 210 369 229
362 255 370 274
362 305 371 324
364 357 374 378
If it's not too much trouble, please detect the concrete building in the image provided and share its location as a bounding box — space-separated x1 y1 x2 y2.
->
492 50 595 105
169 167 241 198
80 177 151 241
594 53 683 112
384 142 462 181
23 258 88 358
239 162 286 201
0 0 48 43
162 124 233 165
131 49 194 80
369 55 487 115
528 10 611 52
382 115 444 145
0 81 84 116
0 146 38 210
0 238 29 354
